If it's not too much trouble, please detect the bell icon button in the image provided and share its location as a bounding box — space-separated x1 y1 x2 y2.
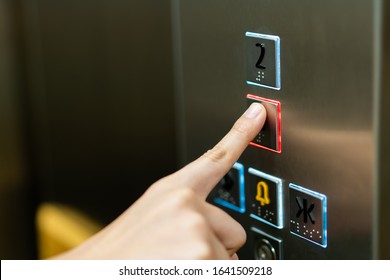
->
248 168 283 229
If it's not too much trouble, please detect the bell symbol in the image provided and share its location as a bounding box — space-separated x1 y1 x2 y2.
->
256 181 270 206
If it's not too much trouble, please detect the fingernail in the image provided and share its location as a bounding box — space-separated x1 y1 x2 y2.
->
244 103 263 118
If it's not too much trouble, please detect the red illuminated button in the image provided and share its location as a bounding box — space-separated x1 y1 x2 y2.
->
246 94 281 153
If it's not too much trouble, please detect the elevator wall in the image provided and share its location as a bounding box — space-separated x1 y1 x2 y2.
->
0 0 37 259
0 0 176 258
172 0 390 259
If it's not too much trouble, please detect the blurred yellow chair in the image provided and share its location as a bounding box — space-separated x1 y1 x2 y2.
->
36 202 102 259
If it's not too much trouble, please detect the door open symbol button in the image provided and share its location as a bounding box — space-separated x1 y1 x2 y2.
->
289 184 327 248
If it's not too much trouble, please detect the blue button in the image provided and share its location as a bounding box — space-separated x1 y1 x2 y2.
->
289 183 327 248
214 162 245 213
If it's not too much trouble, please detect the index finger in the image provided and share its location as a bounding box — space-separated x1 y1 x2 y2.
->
177 102 266 198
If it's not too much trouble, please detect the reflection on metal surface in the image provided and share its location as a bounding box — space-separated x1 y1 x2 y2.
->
173 0 389 259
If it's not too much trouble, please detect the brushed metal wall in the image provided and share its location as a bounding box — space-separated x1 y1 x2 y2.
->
172 0 390 259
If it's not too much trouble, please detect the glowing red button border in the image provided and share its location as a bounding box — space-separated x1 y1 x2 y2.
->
247 94 282 153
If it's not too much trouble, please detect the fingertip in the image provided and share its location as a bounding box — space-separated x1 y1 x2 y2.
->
243 102 266 119
232 102 266 142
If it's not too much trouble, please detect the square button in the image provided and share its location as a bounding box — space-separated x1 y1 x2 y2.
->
289 183 327 248
247 94 282 153
213 162 245 213
248 168 283 229
245 32 281 90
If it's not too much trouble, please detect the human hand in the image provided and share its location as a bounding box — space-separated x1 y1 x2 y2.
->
54 102 266 260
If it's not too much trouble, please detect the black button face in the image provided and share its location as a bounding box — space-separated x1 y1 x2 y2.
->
289 183 327 248
246 32 281 90
248 168 283 229
212 162 245 213
220 172 234 191
251 227 283 260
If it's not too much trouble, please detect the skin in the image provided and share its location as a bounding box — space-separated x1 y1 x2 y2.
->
53 102 266 260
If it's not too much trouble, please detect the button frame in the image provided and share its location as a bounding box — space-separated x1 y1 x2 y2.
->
289 183 328 248
214 162 246 213
245 32 281 90
247 94 282 153
248 167 284 229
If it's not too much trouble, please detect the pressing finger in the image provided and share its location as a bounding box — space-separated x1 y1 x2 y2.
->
177 102 266 198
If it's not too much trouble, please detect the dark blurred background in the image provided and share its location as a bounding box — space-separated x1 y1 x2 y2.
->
0 0 176 259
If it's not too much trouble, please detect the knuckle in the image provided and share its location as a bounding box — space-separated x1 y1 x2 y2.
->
228 225 246 250
186 212 208 231
184 216 217 259
195 243 215 260
221 217 247 250
231 119 251 138
202 144 228 163
236 225 247 248
187 235 215 259
170 188 195 208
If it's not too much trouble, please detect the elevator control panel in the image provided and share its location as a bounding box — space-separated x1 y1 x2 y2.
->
247 94 282 153
209 31 329 259
245 32 281 90
211 163 328 259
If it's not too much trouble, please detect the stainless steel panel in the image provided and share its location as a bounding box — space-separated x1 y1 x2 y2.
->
173 0 389 259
